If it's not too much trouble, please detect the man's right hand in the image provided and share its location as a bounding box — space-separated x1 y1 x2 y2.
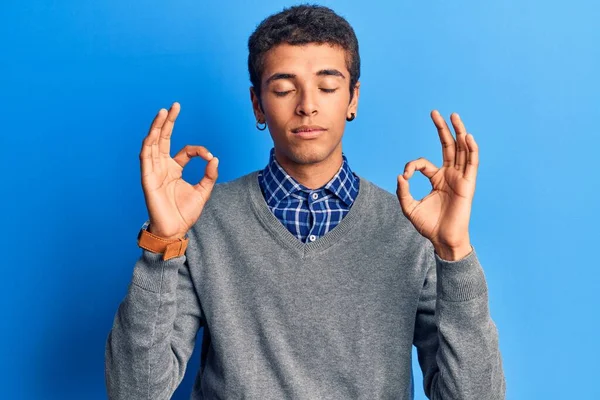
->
139 102 219 240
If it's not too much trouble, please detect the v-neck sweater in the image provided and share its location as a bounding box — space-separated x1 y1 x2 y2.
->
105 170 506 400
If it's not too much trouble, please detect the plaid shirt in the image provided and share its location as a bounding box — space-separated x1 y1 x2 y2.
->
257 148 360 243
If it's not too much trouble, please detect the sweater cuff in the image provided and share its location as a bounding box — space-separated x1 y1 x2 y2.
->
131 249 186 293
434 246 488 302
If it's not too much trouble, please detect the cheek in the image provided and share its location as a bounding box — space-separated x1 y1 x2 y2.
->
265 99 288 115
327 91 351 112
262 99 295 127
329 98 351 122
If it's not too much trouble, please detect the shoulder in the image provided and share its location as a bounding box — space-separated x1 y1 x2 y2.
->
207 170 257 203
187 170 259 237
356 174 404 215
356 173 431 248
193 170 259 222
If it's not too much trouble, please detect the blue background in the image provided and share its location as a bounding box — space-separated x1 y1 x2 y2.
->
2 1 598 399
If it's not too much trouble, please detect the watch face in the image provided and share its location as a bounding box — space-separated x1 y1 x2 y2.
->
141 219 150 231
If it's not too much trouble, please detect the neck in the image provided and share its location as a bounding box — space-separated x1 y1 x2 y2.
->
274 147 344 189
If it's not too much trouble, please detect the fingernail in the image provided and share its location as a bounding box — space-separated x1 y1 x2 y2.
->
207 152 213 159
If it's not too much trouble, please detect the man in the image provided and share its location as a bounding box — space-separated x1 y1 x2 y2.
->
105 4 505 399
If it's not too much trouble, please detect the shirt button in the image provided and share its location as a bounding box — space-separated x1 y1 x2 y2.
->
309 235 317 242
311 193 319 200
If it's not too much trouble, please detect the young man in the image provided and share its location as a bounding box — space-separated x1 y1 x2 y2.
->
105 5 505 399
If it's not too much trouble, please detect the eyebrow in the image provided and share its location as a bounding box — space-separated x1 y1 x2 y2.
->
265 69 346 85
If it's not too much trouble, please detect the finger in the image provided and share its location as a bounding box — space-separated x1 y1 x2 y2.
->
396 174 419 218
451 113 468 172
431 110 456 168
403 157 439 180
140 108 167 175
172 145 214 169
151 134 161 170
159 102 181 156
464 133 479 182
196 157 219 195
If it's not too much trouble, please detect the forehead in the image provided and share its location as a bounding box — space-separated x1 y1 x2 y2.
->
261 43 348 82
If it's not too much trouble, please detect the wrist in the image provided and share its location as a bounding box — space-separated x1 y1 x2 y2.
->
138 226 189 261
433 241 473 261
147 224 187 241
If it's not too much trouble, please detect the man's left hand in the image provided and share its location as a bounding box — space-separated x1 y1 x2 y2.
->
396 110 478 261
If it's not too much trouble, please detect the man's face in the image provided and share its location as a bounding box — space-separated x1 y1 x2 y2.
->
251 42 359 167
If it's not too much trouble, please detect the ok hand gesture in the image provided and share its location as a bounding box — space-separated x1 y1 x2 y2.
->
140 102 219 240
396 111 478 261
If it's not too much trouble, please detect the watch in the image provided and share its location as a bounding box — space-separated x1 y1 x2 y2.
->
137 220 189 261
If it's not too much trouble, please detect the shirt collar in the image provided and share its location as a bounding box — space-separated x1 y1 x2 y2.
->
260 147 359 207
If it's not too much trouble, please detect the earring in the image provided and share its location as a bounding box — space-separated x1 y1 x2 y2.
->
256 120 267 131
346 113 356 122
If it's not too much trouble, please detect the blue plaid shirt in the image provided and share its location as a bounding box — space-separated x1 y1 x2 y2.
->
257 148 360 243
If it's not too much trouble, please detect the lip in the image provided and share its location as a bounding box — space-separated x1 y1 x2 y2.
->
291 125 327 139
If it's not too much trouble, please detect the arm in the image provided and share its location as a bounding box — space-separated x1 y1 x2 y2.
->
105 250 203 400
412 243 506 399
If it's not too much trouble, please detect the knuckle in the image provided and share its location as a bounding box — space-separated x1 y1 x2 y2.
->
187 145 206 154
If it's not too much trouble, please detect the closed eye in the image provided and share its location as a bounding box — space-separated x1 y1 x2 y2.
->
273 88 339 97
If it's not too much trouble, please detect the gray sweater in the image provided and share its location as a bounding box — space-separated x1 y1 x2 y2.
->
105 171 506 399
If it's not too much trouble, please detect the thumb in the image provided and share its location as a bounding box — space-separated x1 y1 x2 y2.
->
396 173 418 218
195 157 219 195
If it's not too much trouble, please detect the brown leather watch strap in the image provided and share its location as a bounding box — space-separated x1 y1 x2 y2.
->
137 228 189 261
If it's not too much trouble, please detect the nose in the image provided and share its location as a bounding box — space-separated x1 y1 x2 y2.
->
295 88 318 117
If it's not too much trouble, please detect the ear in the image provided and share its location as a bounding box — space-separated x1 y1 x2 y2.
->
250 86 265 121
347 81 360 119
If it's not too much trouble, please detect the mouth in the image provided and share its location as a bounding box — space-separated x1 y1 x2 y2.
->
291 125 327 139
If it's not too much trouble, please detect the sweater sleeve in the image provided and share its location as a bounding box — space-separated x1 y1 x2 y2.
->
104 249 203 400
412 243 506 399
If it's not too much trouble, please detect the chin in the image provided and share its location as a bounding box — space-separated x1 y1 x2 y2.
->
289 152 326 165
283 144 339 165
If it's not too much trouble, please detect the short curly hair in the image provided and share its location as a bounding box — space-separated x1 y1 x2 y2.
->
248 4 360 108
